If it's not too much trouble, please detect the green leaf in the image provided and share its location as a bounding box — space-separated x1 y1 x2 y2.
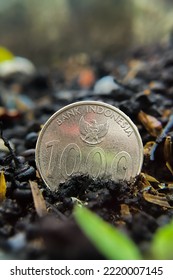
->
74 206 142 260
151 220 173 259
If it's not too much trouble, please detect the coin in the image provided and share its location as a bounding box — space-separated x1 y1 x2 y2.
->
35 101 143 191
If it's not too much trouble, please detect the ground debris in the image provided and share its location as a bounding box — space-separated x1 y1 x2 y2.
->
0 171 6 202
138 110 162 137
29 180 47 217
143 191 173 208
1 44 173 259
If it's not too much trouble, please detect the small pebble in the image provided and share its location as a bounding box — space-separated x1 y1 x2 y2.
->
25 132 38 149
94 76 120 94
7 232 26 252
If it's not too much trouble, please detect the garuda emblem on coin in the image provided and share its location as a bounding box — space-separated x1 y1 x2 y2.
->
79 116 109 145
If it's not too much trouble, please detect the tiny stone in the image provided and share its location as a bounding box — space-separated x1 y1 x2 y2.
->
7 233 26 252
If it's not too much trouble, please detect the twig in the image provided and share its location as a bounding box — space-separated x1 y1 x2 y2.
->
150 115 173 160
0 121 21 167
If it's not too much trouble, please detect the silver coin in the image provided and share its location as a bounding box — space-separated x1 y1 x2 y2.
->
35 101 143 191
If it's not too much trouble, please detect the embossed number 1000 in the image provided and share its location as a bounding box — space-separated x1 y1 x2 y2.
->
46 140 133 181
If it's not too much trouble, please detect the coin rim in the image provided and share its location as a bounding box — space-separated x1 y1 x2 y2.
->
35 101 143 190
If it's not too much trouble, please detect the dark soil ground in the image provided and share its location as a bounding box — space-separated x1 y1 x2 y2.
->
1 44 173 259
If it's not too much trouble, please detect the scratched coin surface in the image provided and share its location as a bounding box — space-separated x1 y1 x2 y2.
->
35 101 143 191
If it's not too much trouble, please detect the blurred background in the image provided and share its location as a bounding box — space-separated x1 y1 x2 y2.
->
0 0 173 66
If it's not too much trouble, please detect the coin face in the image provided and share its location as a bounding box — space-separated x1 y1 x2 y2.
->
35 101 143 191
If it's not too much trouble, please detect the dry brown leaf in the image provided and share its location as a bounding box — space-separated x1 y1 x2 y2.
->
143 191 172 208
144 173 159 183
29 180 47 217
164 136 172 161
0 171 7 202
139 173 152 191
143 89 151 95
120 204 131 218
138 111 162 137
144 141 155 156
162 109 172 119
166 162 173 176
124 59 145 81
36 170 41 179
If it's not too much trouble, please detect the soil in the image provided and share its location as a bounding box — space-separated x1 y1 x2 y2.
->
1 44 173 259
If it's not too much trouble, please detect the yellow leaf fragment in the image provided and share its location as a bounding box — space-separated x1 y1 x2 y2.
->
158 183 166 189
143 191 172 208
29 180 47 217
0 46 14 63
138 111 162 137
0 171 7 202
